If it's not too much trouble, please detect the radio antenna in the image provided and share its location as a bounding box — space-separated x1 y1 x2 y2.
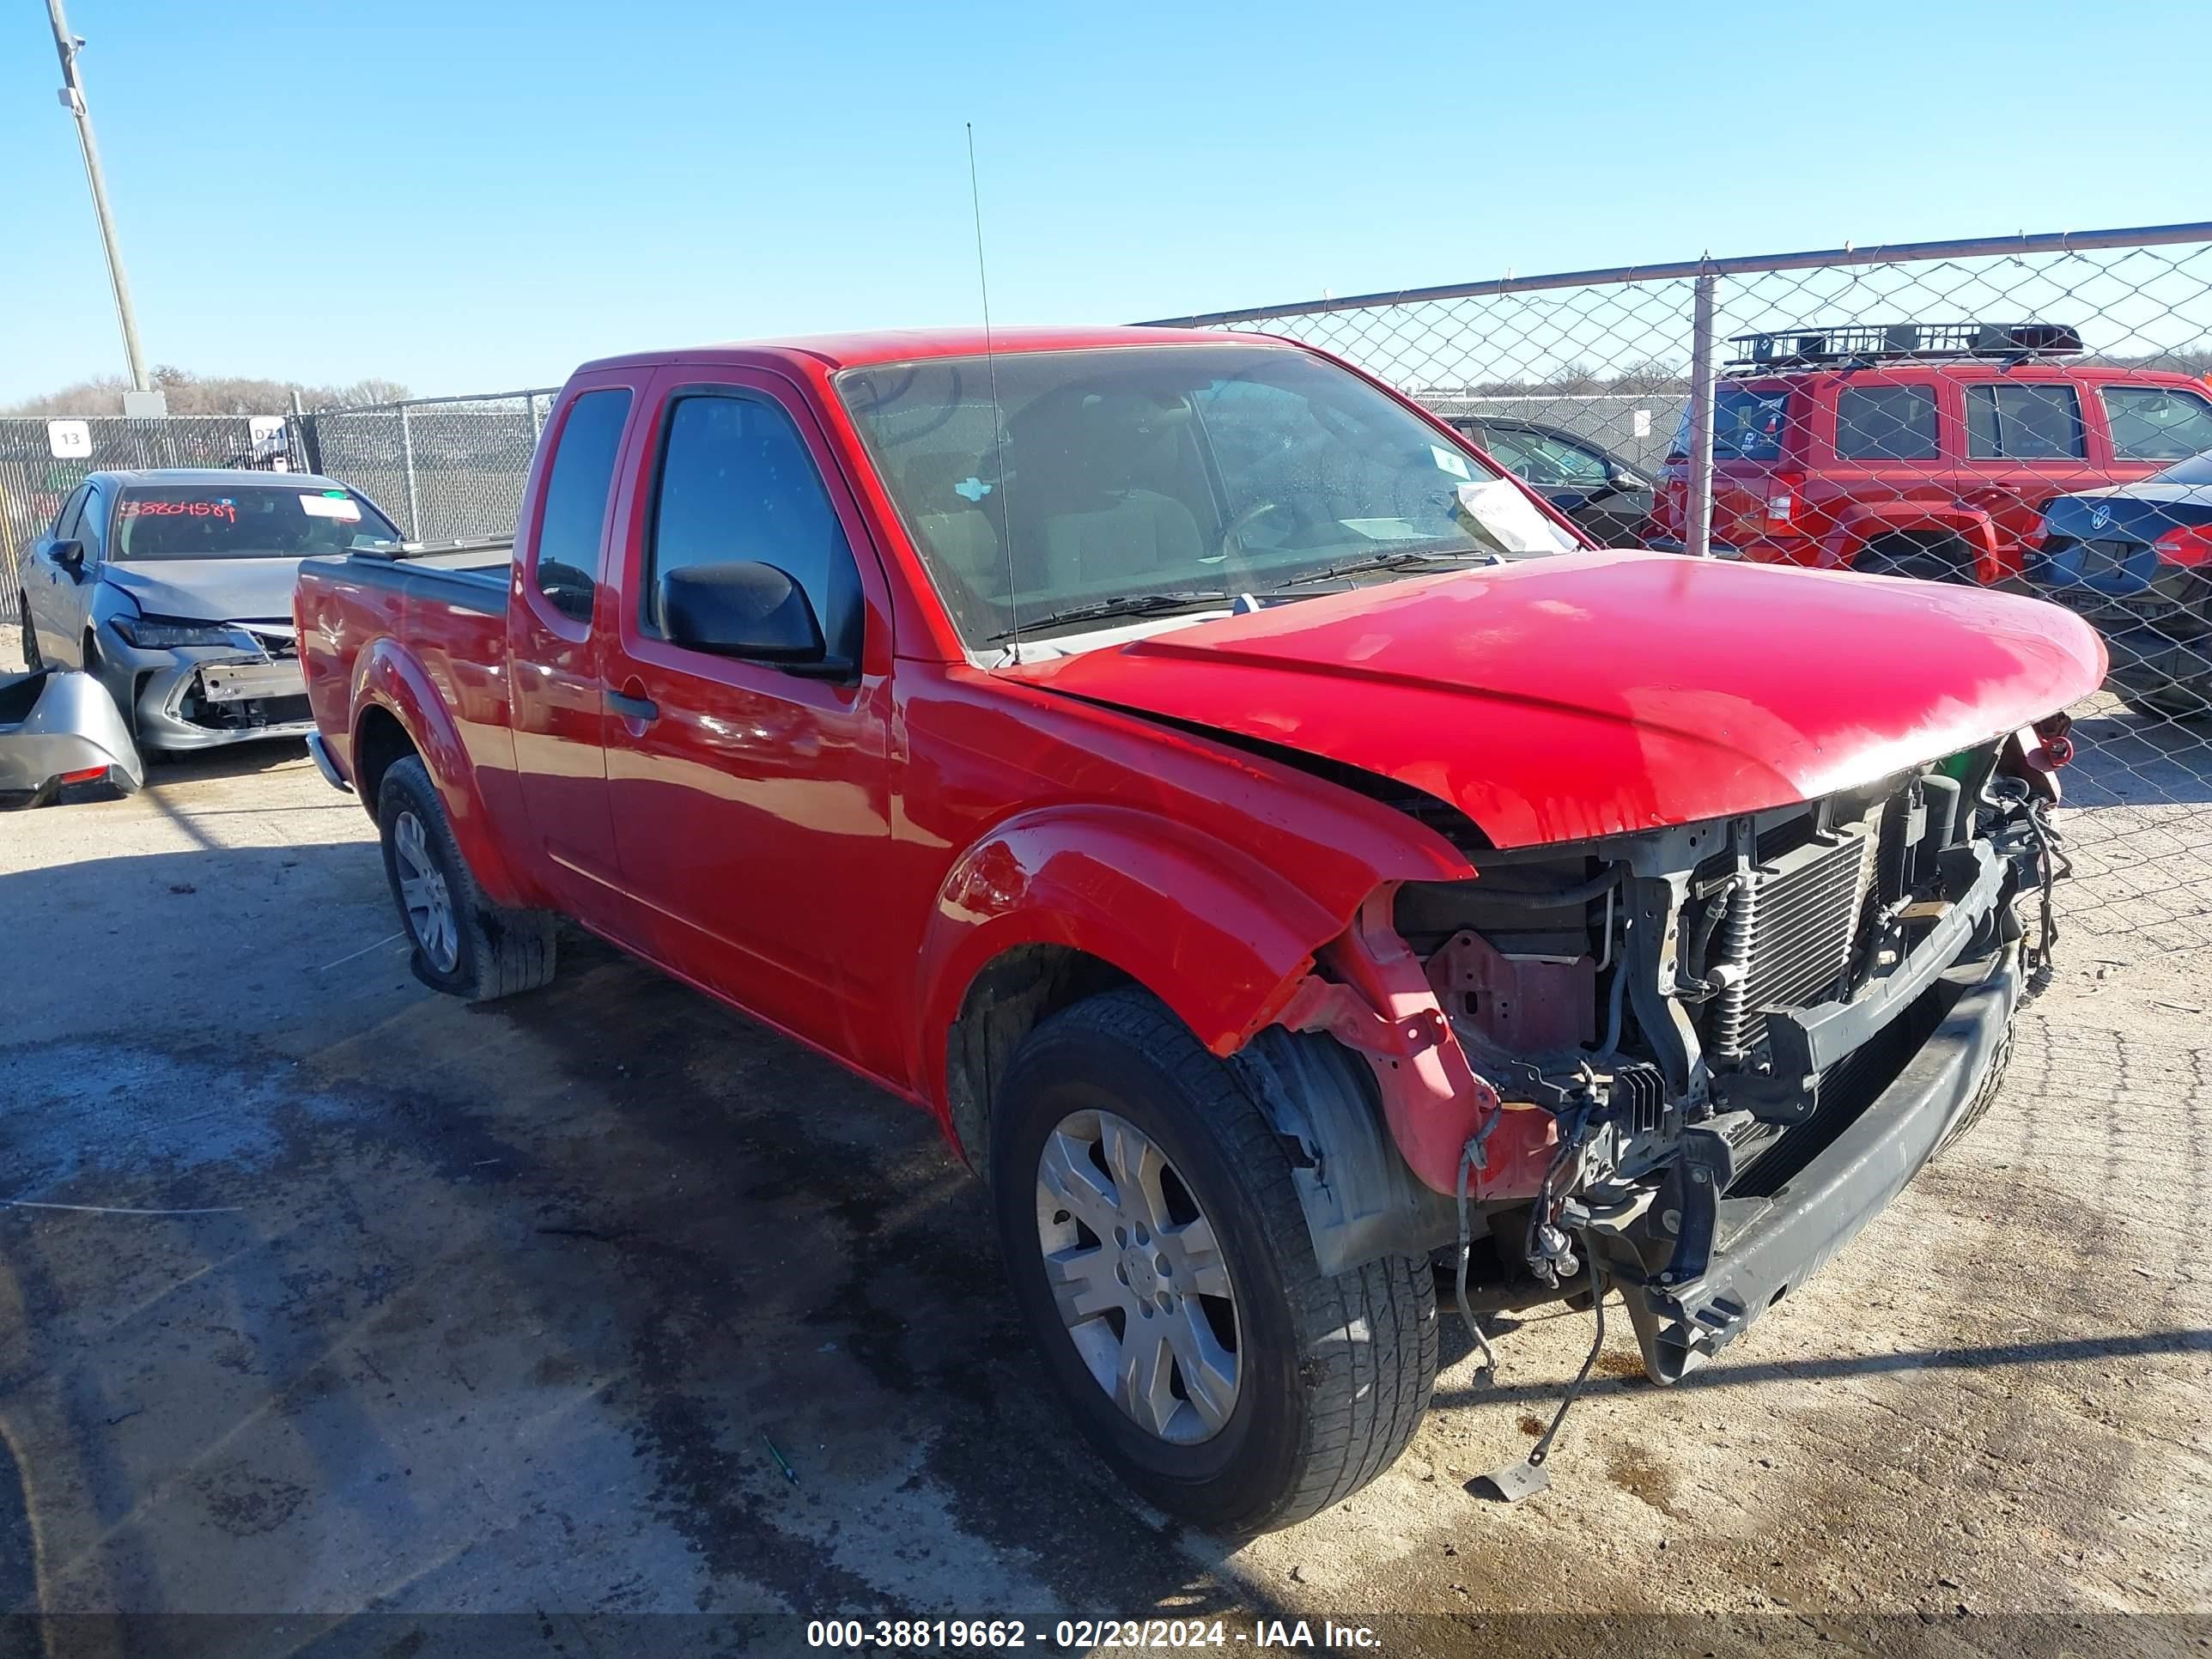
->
967 123 1019 661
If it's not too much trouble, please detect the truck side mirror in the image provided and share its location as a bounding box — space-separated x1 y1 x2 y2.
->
660 561 854 678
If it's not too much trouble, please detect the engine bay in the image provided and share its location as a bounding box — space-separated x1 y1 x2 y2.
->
1386 728 2067 1343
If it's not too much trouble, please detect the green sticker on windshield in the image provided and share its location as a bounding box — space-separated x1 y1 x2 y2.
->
321 489 349 498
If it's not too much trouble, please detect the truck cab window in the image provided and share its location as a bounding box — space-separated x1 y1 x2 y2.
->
533 388 633 623
645 393 863 661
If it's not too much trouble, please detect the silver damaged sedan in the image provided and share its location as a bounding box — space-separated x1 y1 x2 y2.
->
15 470 403 754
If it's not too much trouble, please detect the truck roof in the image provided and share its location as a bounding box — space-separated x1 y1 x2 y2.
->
573 324 1287 378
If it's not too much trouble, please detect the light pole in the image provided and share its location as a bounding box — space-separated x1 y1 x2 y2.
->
46 0 158 408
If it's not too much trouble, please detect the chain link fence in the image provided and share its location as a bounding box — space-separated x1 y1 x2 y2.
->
1 415 289 618
295 391 555 544
1148 222 2212 951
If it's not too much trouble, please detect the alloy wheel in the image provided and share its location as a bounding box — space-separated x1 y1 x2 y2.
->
392 809 459 973
1034 1109 1240 1445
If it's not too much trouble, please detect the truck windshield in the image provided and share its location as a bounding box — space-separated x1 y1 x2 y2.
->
112 484 400 562
837 344 1578 646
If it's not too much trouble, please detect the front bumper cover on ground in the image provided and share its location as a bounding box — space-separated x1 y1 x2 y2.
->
1616 943 2021 1382
0 668 144 807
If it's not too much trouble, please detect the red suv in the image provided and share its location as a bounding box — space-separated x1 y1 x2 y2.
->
1651 323 2212 583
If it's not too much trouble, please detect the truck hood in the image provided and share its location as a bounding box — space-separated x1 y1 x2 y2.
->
100 558 305 625
1002 550 2106 848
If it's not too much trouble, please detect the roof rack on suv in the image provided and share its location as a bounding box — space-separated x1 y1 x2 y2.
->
1725 322 2084 370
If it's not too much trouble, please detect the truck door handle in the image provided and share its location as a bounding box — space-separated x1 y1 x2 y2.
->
604 688 659 723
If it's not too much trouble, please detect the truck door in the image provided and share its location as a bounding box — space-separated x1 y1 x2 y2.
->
508 377 640 914
599 369 896 1065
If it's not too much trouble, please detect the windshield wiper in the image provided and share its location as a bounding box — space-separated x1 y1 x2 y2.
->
988 591 1232 642
1270 546 1492 590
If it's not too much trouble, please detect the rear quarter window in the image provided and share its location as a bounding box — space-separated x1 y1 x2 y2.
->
532 388 634 622
1674 386 1795 463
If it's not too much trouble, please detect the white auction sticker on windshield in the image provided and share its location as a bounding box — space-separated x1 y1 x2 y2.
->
1453 479 1578 557
299 493 362 521
1340 518 1428 542
1431 445 1472 480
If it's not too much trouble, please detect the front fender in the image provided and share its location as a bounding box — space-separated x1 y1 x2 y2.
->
911 804 1353 1109
351 639 527 908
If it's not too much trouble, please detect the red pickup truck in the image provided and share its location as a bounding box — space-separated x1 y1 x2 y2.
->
295 325 2102 1533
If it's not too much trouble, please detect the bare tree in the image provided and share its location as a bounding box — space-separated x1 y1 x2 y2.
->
3 368 416 416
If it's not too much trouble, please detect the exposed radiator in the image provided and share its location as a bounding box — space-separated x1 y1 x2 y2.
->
1744 828 1878 1048
1722 826 1878 1057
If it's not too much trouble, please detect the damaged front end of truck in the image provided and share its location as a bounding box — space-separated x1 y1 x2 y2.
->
1247 719 2074 1421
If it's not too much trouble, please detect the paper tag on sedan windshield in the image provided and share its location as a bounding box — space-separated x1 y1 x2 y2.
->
1431 445 1472 480
299 493 362 521
1451 479 1577 557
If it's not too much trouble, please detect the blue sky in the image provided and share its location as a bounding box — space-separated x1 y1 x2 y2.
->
2 0 2206 403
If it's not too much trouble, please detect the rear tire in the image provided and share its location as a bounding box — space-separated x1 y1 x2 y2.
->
991 988 1437 1534
376 755 556 1000
1856 535 1978 584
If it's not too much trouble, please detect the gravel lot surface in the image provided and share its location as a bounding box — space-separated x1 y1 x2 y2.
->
1 700 2207 1656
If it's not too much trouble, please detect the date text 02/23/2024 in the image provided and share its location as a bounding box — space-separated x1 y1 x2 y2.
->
805 1619 1383 1650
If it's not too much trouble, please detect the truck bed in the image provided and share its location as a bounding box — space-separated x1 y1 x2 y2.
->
300 540 514 613
294 540 518 797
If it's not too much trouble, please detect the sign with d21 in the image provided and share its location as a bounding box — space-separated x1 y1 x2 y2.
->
46 420 92 459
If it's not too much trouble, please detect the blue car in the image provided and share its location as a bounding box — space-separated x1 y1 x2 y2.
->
2026 448 2212 720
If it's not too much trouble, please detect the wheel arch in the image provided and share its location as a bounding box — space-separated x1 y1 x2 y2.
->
350 702 416 812
1826 503 2000 581
349 641 529 908
917 803 1358 1177
942 942 1133 1187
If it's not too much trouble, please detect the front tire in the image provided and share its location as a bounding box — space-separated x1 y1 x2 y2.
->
991 988 1437 1534
376 755 556 1000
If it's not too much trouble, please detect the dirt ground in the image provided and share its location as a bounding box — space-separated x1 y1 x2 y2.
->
1 712 2208 1656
